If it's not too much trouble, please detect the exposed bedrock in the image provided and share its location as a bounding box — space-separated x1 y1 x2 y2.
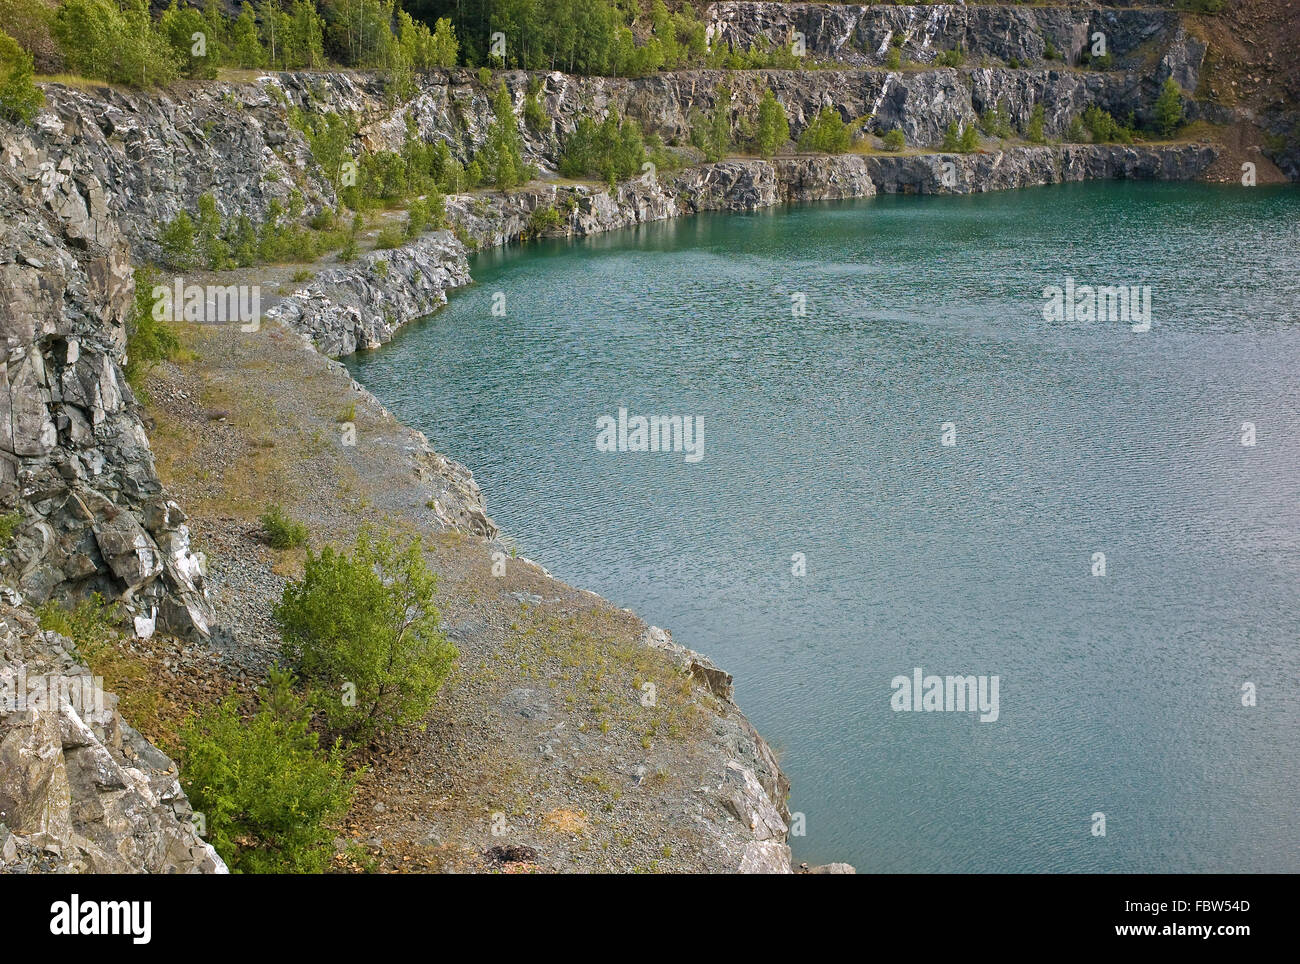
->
702 1 1198 76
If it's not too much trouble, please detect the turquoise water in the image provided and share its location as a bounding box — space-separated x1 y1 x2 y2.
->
346 182 1300 873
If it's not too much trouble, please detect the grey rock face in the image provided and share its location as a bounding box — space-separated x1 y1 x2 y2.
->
704 2 1185 73
0 604 225 873
0 127 212 639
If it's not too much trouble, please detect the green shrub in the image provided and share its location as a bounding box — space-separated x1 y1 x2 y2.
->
36 591 117 651
125 266 180 386
885 47 901 70
274 529 456 742
980 103 1013 139
523 79 548 132
959 122 979 152
53 0 180 87
159 209 197 272
0 509 24 552
0 29 43 123
689 84 732 162
374 223 404 249
797 106 852 154
560 108 647 182
1154 77 1184 137
1082 105 1133 143
882 127 905 152
753 88 789 158
259 504 308 549
933 46 964 68
1025 103 1046 144
180 666 357 874
479 82 530 190
527 204 563 237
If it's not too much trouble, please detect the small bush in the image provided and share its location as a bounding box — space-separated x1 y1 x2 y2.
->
159 209 197 272
0 509 24 550
1025 103 1046 144
933 47 965 68
527 205 563 237
180 667 357 874
259 505 308 549
797 106 852 154
1154 77 1184 137
275 529 456 742
374 224 405 249
882 128 905 151
753 88 789 158
125 266 180 387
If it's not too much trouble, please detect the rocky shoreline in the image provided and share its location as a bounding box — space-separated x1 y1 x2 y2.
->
273 140 1216 356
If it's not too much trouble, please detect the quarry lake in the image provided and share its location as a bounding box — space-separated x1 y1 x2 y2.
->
346 181 1300 873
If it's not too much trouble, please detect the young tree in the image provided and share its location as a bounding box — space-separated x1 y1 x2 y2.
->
160 1 216 79
274 529 457 741
1025 103 1046 143
478 81 528 190
754 88 789 158
1154 77 1183 137
798 106 852 153
231 3 264 68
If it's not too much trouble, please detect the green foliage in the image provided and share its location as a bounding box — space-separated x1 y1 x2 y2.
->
0 28 42 123
53 0 180 87
885 47 901 70
478 81 531 190
527 204 563 237
124 266 181 386
933 46 964 68
559 108 646 183
980 102 1013 139
1043 39 1059 61
230 2 263 67
159 0 216 79
0 0 57 74
36 591 117 650
959 122 979 152
882 127 905 152
1025 103 1046 144
159 208 197 271
753 88 789 158
523 78 548 132
0 509 24 551
374 223 404 248
180 666 357 874
274 529 457 742
1065 115 1087 143
1082 104 1133 143
797 106 852 154
1154 77 1184 137
260 504 308 549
